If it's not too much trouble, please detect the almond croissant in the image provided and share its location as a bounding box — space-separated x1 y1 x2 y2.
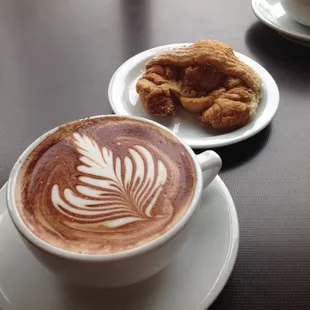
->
136 40 262 129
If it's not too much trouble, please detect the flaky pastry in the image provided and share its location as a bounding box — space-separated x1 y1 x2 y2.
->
136 40 262 129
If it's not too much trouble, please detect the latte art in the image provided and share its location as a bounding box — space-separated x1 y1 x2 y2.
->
52 133 168 228
15 117 196 254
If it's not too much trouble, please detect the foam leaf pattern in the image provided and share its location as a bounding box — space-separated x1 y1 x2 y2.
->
51 133 168 228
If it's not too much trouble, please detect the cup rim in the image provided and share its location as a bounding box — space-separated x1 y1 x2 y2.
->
6 114 203 262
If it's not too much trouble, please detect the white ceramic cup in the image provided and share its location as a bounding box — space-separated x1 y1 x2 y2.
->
281 0 310 27
6 115 222 288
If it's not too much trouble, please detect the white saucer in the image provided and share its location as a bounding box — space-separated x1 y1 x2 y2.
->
252 0 310 44
0 176 239 310
108 43 279 149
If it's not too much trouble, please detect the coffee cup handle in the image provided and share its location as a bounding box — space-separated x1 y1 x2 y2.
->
197 151 222 189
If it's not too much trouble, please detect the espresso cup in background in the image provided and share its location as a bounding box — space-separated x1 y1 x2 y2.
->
281 0 310 27
6 115 221 288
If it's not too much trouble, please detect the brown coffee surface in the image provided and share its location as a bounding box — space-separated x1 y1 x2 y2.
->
15 116 196 254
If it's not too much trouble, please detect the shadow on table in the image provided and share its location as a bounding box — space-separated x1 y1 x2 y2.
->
245 22 310 93
195 124 271 172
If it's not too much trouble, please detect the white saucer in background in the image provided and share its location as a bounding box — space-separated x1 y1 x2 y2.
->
0 177 239 310
109 43 279 149
252 0 310 45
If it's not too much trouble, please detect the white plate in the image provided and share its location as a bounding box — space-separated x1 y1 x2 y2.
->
109 43 279 149
0 177 239 310
252 0 310 43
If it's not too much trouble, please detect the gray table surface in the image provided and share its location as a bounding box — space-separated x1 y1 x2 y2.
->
1 0 310 309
